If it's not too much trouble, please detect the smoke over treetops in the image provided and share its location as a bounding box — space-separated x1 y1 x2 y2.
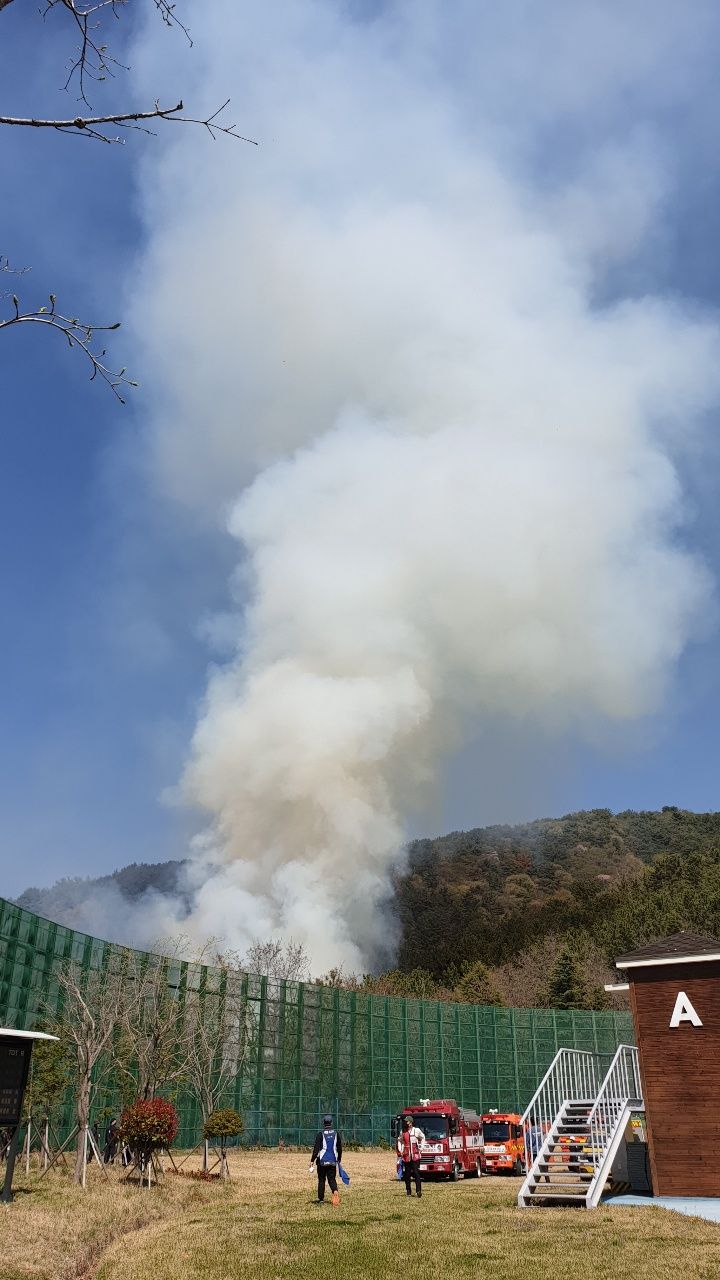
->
120 1 720 971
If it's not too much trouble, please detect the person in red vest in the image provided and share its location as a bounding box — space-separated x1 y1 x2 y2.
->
397 1115 426 1198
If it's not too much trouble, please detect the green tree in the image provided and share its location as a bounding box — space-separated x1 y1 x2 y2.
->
380 968 441 999
204 1109 244 1181
545 941 595 1010
452 961 504 1006
24 1038 70 1123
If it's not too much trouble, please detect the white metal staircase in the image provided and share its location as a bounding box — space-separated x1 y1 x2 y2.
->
518 1044 642 1209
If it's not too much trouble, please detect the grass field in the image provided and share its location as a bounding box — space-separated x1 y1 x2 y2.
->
2 1149 720 1280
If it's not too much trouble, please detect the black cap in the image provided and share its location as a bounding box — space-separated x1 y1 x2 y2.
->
323 1114 333 1126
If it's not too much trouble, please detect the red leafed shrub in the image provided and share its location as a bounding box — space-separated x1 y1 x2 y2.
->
120 1099 178 1154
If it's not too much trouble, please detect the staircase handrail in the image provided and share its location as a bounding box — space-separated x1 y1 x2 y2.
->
587 1044 642 1125
520 1047 602 1178
520 1048 597 1124
584 1044 641 1205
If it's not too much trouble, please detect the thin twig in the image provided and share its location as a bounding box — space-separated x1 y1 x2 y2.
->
0 294 136 402
1 256 31 300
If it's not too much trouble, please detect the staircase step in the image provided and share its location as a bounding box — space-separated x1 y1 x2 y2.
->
545 1141 591 1152
530 1172 591 1182
530 1184 589 1192
535 1164 590 1173
530 1189 592 1196
537 1163 594 1172
526 1191 589 1201
539 1152 594 1160
527 1187 589 1192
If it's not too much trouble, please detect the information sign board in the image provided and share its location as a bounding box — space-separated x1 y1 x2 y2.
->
0 1029 59 1204
0 1038 31 1126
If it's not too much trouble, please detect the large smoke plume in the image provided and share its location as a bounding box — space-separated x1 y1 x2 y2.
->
122 1 720 971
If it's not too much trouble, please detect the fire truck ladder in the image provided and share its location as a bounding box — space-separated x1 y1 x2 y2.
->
518 1044 642 1209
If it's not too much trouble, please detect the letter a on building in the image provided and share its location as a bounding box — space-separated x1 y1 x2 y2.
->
669 990 703 1028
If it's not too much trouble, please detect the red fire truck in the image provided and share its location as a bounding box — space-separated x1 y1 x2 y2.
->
480 1110 526 1175
395 1098 483 1180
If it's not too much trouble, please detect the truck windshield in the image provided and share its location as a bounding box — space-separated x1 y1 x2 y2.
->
483 1122 510 1142
410 1115 448 1141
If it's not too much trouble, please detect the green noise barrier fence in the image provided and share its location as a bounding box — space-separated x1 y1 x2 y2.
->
0 896 634 1147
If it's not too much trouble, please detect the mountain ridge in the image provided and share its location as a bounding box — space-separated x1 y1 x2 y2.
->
13 807 720 1009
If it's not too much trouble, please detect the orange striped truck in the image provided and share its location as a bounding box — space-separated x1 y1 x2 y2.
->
480 1110 526 1175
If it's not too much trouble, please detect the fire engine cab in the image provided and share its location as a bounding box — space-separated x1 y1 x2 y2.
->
480 1111 526 1175
394 1098 483 1180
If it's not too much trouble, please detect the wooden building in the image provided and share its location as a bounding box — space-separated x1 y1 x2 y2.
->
616 931 720 1197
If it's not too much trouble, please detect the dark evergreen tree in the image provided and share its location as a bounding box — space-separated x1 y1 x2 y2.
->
545 942 594 1010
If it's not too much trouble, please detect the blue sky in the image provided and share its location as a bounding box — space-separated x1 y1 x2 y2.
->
3 1 720 908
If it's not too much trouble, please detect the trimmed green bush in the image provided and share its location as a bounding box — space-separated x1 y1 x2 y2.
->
203 1109 244 1142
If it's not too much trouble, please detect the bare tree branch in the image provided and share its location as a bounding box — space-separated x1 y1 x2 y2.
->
0 99 256 145
185 952 256 1126
116 943 196 1100
0 294 137 402
39 0 192 108
1 0 254 398
234 938 312 982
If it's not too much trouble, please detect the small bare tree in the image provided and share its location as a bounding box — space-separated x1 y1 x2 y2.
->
238 938 311 983
116 944 193 1102
184 961 253 1126
48 952 137 1184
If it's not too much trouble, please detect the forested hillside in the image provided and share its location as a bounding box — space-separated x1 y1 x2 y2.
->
13 808 720 1011
14 860 187 921
385 807 720 1009
397 806 720 970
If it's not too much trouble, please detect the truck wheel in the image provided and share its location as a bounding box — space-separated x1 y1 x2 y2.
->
450 1161 461 1181
513 1157 523 1176
471 1158 481 1178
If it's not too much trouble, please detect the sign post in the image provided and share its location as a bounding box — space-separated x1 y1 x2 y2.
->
0 1029 59 1204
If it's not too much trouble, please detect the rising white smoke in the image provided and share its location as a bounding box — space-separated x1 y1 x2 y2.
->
124 1 720 971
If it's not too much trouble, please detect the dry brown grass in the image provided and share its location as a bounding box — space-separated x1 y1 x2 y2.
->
2 1150 720 1280
0 1161 217 1280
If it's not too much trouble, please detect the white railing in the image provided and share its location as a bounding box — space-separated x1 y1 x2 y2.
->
520 1048 603 1175
584 1044 641 1206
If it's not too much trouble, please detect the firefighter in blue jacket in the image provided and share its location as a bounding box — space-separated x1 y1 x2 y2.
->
310 1114 343 1205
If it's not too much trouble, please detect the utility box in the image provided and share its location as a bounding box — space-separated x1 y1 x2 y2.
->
626 1140 651 1194
615 931 720 1197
